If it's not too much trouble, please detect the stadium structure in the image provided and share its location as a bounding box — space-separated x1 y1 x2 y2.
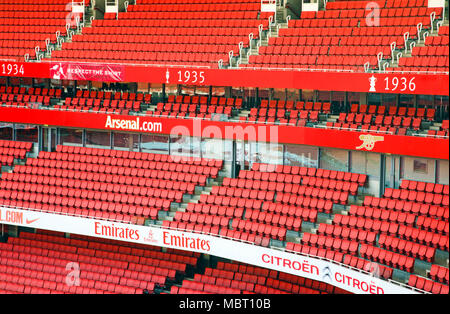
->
0 0 448 295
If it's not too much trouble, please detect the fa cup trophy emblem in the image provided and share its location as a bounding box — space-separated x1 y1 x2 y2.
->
369 75 377 92
166 69 170 84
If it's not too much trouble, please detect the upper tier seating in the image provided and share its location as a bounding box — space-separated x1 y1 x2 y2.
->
392 25 449 73
240 100 331 125
0 144 223 225
48 0 274 67
147 95 242 120
0 230 199 294
0 0 86 61
243 0 442 71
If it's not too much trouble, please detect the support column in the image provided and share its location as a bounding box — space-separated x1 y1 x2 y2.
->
231 141 237 178
379 153 386 197
162 84 166 103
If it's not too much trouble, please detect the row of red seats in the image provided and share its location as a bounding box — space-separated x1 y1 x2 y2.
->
378 233 435 262
262 201 318 223
1 93 51 105
0 191 164 224
250 163 367 186
340 113 424 130
359 244 415 273
427 129 449 138
363 196 449 219
146 111 226 122
2 171 197 195
326 122 410 136
62 97 142 111
259 100 331 112
301 232 359 255
56 145 223 168
350 103 435 119
337 212 448 252
383 188 449 206
224 176 359 195
429 264 449 285
16 163 209 187
408 274 448 294
166 95 242 107
211 185 275 201
0 86 62 97
275 191 344 211
192 264 330 294
155 102 233 116
349 204 448 236
75 89 151 102
190 274 255 294
0 178 185 203
400 179 449 195
317 222 377 245
173 211 231 229
0 140 33 152
51 106 131 115
243 208 302 231
185 202 244 219
32 155 220 180
19 231 196 269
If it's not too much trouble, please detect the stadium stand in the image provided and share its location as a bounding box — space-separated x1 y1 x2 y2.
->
0 0 448 296
0 144 223 224
48 0 274 67
243 0 444 71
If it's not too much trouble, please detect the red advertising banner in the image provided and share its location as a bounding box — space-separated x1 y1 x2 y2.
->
48 62 125 82
0 107 448 160
1 61 448 95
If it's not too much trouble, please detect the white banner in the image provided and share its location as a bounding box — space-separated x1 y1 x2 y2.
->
0 206 422 294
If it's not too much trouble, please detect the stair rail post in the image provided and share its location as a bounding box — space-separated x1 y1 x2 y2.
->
377 52 384 73
390 41 396 62
238 42 244 66
430 11 436 33
403 32 410 54
268 15 273 37
395 51 403 64
228 51 234 68
258 24 263 49
416 23 423 43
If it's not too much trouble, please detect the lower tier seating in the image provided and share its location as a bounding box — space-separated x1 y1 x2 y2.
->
0 229 199 294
